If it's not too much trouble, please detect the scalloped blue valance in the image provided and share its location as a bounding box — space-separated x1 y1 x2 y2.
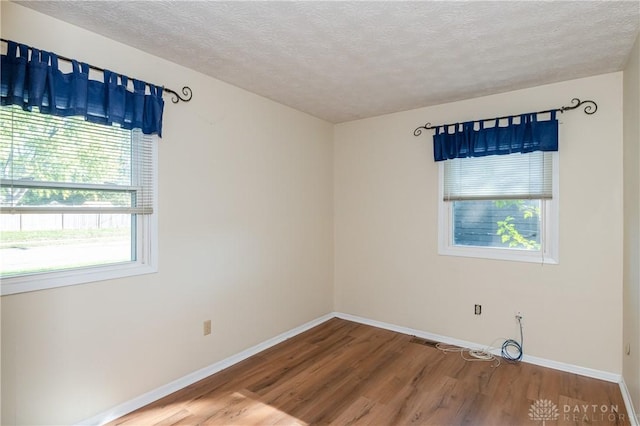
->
433 111 558 162
1 40 164 136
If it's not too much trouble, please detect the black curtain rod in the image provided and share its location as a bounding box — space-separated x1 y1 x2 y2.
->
413 98 597 137
1 38 192 104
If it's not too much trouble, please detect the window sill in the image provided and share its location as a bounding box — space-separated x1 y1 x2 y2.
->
439 245 558 265
1 262 157 296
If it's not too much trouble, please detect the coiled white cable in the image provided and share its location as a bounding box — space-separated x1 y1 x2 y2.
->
435 316 524 367
436 338 503 368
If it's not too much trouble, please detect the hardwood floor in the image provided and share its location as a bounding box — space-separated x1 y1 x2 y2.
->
109 318 630 425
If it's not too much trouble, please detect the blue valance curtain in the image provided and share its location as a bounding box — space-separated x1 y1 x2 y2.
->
433 111 558 162
1 40 164 136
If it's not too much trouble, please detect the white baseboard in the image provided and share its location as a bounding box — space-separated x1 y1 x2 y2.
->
620 378 639 425
78 311 635 425
76 313 335 426
521 352 621 383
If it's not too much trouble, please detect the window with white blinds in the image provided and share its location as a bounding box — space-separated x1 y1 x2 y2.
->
1 105 154 214
439 151 558 264
0 105 158 295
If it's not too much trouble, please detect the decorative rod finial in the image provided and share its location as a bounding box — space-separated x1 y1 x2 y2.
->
560 98 597 115
413 122 433 136
167 86 193 104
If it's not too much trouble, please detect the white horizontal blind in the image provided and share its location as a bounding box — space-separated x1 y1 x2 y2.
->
443 151 553 201
0 105 154 214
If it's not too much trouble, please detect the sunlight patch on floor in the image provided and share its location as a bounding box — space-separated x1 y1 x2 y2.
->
111 390 308 425
223 391 309 425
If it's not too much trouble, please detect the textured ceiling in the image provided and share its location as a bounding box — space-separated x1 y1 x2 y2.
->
13 1 640 123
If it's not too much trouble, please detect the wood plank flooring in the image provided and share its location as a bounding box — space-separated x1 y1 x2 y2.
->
108 318 630 425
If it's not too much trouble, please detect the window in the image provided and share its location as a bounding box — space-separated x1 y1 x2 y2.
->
438 151 558 263
0 105 157 295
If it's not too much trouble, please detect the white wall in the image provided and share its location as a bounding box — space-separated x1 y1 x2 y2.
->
334 73 624 374
0 3 334 425
623 32 640 416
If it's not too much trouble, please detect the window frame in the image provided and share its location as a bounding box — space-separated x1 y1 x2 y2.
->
437 152 559 264
0 118 158 296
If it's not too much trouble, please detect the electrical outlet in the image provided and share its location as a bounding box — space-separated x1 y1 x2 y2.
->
474 304 482 315
203 320 212 336
516 312 523 321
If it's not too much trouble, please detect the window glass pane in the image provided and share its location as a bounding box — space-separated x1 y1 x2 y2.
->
0 213 133 277
1 187 134 208
452 200 541 250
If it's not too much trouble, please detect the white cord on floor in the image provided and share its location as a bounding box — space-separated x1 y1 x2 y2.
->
435 338 505 368
435 316 525 368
